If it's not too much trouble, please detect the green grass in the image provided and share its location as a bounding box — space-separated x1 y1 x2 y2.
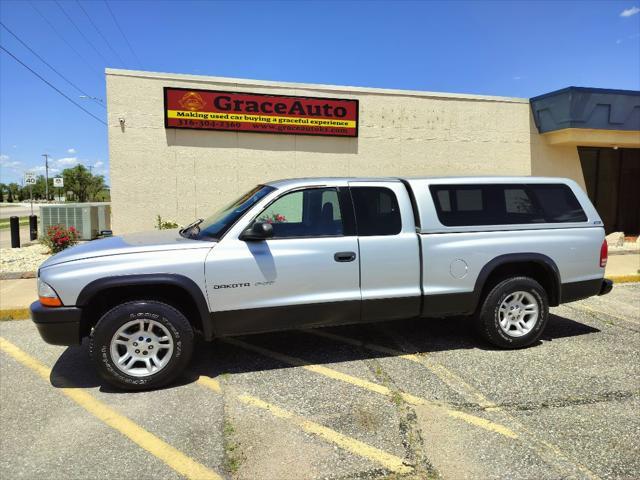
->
0 217 30 230
222 419 244 474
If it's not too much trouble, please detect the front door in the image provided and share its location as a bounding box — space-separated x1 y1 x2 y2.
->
205 185 361 335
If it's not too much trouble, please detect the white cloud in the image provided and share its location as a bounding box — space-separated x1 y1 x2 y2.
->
620 6 640 17
67 148 77 154
512 75 525 81
0 154 20 169
616 38 623 44
32 165 60 174
55 157 79 167
93 161 104 168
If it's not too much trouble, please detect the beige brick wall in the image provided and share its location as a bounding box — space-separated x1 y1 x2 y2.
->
107 69 537 234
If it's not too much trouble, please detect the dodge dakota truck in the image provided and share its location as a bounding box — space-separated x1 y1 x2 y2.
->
31 177 612 390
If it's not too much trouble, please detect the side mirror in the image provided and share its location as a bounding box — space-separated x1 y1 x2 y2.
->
240 221 273 241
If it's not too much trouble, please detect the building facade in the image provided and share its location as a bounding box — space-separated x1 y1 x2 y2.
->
106 69 640 235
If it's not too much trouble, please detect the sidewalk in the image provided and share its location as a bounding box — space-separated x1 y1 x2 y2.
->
0 278 36 320
0 255 637 320
605 253 640 282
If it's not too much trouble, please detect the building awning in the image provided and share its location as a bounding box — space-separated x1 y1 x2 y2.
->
530 87 640 147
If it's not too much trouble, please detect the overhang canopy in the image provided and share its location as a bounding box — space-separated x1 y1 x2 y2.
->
530 87 640 147
530 87 640 133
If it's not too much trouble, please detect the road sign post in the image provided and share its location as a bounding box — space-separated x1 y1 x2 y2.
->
53 177 64 201
24 172 36 215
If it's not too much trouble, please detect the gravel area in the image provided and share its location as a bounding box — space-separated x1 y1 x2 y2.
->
0 244 50 274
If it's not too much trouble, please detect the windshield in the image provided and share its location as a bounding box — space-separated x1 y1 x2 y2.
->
192 185 275 240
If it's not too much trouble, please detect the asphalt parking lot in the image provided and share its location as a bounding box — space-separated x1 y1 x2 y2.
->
1 283 639 480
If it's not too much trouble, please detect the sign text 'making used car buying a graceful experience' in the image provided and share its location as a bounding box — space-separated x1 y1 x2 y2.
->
164 87 359 137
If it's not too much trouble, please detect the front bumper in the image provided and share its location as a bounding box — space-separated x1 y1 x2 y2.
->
599 279 613 296
30 301 82 346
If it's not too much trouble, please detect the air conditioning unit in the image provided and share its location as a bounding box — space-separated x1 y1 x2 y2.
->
39 203 111 240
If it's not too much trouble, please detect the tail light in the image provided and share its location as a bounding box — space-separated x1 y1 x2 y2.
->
600 239 608 268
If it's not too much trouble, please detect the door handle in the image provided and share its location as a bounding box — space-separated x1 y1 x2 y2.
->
334 251 356 262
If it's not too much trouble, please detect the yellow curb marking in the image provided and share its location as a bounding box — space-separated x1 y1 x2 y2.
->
605 274 640 284
0 337 222 480
194 375 411 474
224 337 518 439
0 308 30 321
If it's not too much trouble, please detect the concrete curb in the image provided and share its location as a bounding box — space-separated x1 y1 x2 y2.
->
0 271 37 280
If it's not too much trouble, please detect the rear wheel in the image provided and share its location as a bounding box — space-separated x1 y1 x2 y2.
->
475 276 548 348
90 300 194 390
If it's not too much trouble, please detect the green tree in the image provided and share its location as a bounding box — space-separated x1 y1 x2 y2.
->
0 183 5 202
7 183 19 203
62 165 107 202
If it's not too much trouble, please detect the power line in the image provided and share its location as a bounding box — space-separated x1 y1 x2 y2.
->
28 0 102 78
54 0 110 66
0 22 105 109
75 0 126 67
0 45 107 126
103 0 141 69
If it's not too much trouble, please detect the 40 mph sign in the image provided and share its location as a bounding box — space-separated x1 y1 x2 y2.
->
24 172 36 185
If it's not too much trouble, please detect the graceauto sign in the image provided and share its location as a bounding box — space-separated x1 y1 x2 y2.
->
164 87 358 137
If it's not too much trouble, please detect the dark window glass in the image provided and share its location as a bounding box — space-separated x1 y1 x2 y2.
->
254 187 343 238
529 184 588 223
430 184 586 226
351 187 402 236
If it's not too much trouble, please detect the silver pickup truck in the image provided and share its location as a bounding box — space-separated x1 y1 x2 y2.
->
31 177 612 390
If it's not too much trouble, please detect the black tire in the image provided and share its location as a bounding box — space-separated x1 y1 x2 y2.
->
89 300 194 391
475 276 549 349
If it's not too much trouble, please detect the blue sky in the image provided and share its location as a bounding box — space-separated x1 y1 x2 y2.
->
1 0 639 186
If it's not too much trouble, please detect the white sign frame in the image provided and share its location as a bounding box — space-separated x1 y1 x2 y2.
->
24 172 36 185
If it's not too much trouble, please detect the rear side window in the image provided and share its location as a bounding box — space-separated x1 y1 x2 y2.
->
430 184 587 226
351 187 402 236
528 184 588 223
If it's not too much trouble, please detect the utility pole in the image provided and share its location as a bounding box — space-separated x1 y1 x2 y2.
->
42 153 49 201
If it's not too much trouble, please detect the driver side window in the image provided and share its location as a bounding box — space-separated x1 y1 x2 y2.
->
256 188 343 238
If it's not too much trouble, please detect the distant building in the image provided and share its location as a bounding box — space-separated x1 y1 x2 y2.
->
106 69 639 235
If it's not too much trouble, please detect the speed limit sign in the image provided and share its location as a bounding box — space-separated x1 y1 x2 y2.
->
24 172 36 185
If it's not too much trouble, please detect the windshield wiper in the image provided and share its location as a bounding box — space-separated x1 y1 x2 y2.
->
179 218 204 237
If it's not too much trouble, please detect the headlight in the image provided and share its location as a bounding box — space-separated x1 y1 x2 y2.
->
38 278 62 307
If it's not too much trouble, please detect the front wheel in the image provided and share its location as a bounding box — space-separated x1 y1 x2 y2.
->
475 276 549 349
90 300 194 390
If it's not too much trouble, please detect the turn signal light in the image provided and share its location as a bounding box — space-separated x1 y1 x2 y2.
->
600 239 608 268
39 296 63 307
37 278 63 307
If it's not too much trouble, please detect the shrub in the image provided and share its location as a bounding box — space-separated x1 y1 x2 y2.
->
258 212 287 223
156 215 179 230
41 224 79 253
